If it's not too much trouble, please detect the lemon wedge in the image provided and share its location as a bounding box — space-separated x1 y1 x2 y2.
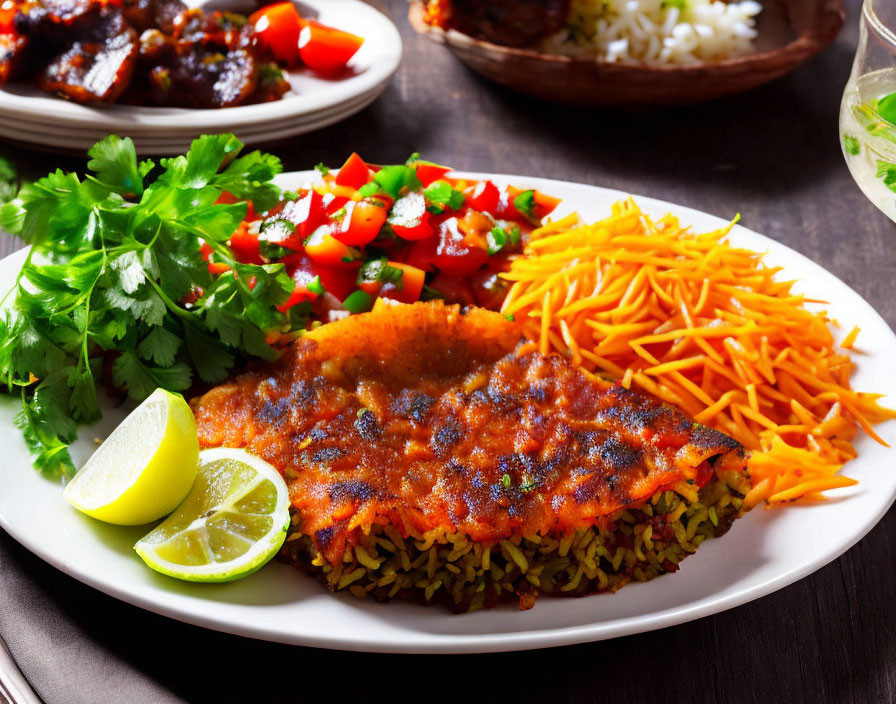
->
134 448 290 583
63 388 199 525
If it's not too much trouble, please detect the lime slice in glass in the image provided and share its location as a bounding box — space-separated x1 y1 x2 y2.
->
134 448 290 583
63 388 199 526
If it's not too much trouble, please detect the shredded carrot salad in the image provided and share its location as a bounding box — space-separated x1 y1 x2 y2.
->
500 199 896 507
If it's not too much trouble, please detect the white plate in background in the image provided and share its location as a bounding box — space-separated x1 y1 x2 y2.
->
0 0 401 154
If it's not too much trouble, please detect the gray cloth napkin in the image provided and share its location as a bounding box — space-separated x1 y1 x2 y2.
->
0 530 184 704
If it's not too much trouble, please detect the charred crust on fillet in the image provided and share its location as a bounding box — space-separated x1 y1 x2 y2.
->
354 409 381 441
257 397 290 426
314 526 335 551
691 423 743 452
392 391 436 423
431 417 463 457
329 480 375 503
308 446 345 464
597 436 643 471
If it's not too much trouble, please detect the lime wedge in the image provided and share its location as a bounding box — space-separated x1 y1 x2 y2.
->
63 388 199 526
134 448 290 583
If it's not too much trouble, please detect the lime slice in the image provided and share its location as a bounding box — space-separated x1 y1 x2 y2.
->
134 448 290 583
63 388 199 526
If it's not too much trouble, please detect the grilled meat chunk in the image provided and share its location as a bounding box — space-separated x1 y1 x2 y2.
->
192 302 749 609
120 0 186 33
155 43 257 107
128 10 260 108
8 0 104 84
8 0 279 106
37 8 137 102
13 0 98 35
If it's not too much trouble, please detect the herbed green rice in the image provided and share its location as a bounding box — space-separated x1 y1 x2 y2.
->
279 467 750 611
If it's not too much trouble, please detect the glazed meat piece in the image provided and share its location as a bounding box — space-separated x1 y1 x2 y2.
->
8 0 281 107
129 10 260 108
192 302 750 610
37 8 137 102
171 8 248 48
249 60 290 103
0 34 30 83
155 43 258 108
13 0 98 35
120 0 186 33
5 0 294 107
432 0 572 47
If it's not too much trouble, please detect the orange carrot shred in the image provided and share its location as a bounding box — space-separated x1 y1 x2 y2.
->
501 199 896 506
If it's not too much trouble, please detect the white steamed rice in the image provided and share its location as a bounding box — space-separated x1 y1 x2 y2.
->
542 0 763 64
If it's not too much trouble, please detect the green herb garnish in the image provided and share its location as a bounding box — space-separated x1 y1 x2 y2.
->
843 134 861 156
257 242 293 261
0 133 293 475
486 225 521 255
307 275 325 296
258 61 286 85
371 165 422 199
876 160 896 192
486 228 506 256
424 180 465 213
358 182 379 198
314 162 330 176
259 218 296 243
420 285 443 301
0 158 18 205
342 290 375 313
512 189 536 218
853 101 896 146
358 258 404 289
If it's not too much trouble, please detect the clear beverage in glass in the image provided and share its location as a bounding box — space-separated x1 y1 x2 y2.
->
840 0 896 222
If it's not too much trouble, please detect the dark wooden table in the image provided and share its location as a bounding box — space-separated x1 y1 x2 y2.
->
2 1 896 702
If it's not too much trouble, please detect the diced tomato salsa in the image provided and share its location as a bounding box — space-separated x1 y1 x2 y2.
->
203 154 560 326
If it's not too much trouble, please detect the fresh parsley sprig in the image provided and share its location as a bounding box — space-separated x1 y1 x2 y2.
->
0 133 295 476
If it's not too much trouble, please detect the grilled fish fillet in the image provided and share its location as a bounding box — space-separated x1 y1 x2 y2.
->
192 301 749 610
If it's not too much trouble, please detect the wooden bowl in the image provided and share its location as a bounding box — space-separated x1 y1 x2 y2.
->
408 0 845 106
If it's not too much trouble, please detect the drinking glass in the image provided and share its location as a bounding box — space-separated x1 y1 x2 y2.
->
840 0 896 222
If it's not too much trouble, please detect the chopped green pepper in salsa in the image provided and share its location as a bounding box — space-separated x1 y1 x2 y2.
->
212 151 561 321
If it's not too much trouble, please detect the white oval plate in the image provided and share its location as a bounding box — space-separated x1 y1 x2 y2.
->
0 0 401 153
1 172 895 654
